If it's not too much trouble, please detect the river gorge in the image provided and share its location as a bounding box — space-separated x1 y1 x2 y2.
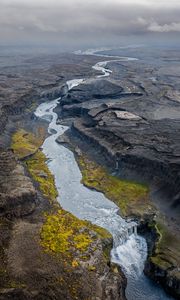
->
34 53 174 300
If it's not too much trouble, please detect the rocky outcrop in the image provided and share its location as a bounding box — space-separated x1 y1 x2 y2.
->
0 109 8 135
60 79 124 105
41 83 69 101
0 150 37 218
145 259 180 299
139 220 180 299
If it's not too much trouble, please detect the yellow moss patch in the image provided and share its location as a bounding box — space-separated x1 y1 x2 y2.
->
41 210 92 254
11 128 45 159
88 265 96 271
26 150 58 204
41 209 111 260
72 260 79 268
78 155 150 217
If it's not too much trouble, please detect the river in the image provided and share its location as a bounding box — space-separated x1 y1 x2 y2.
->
34 55 173 300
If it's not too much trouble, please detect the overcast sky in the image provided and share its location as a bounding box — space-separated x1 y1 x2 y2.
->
1 0 180 49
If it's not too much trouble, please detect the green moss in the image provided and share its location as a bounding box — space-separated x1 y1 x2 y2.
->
26 150 58 204
155 222 177 249
11 128 45 159
11 129 58 205
151 256 172 270
150 219 180 270
41 209 110 260
78 155 150 217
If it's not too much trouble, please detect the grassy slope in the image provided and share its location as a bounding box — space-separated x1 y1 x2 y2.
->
78 155 151 217
11 128 45 159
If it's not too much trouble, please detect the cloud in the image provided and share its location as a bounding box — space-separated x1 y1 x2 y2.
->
148 22 180 32
136 17 149 26
0 0 180 48
32 18 59 33
134 17 180 33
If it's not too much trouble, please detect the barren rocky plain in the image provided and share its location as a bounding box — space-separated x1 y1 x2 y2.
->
0 46 179 299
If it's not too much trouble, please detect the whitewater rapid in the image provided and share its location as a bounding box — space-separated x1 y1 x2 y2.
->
34 56 173 300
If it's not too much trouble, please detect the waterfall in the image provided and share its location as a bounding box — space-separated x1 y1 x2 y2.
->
113 223 136 247
134 225 137 235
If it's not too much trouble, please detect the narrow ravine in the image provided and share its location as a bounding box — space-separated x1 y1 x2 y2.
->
34 55 174 300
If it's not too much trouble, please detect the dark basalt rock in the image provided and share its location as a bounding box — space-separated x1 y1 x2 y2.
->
144 260 180 299
60 79 124 106
0 150 37 219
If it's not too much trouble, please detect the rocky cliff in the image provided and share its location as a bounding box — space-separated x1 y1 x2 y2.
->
0 149 37 218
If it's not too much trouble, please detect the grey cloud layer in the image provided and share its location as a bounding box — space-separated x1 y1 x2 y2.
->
0 0 180 46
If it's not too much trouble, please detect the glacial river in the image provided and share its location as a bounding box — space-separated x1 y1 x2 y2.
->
35 55 173 300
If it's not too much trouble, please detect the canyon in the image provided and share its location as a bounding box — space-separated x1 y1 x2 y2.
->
0 46 179 299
